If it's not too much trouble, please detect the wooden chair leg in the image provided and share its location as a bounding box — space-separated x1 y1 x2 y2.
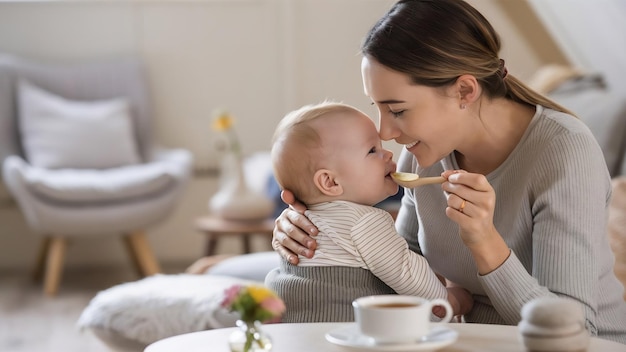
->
205 234 218 256
242 234 252 254
123 231 161 277
43 237 66 296
33 237 51 281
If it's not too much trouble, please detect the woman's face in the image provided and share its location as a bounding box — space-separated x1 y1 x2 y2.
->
361 56 461 168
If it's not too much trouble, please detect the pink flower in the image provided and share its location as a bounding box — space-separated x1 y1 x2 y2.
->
221 284 242 307
260 297 286 316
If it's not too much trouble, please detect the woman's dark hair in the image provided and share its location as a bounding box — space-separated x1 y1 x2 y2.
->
361 0 573 114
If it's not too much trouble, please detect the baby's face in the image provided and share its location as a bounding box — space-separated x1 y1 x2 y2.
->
317 111 399 205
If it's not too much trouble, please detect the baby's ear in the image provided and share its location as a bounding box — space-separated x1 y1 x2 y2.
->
313 169 343 196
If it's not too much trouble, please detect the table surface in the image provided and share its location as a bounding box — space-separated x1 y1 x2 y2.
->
145 322 626 352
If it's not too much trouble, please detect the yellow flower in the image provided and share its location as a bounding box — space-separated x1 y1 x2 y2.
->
211 108 241 154
212 110 234 131
247 285 277 303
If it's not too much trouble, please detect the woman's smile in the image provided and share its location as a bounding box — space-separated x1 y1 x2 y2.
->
405 140 419 149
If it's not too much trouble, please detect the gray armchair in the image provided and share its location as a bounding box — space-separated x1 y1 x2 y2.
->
0 53 193 296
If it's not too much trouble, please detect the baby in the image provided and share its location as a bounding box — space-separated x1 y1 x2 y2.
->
265 101 471 322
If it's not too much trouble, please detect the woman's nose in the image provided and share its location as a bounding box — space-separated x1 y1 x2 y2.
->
378 115 399 141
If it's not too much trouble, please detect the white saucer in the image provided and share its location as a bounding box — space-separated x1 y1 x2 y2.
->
325 324 458 351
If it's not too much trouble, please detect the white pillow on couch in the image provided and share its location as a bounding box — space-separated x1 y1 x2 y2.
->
17 79 141 169
78 274 257 352
77 253 281 352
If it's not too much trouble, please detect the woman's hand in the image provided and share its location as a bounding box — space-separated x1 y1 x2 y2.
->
441 170 510 274
441 170 496 244
271 190 318 265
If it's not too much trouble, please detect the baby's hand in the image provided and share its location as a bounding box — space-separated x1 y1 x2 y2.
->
443 286 474 320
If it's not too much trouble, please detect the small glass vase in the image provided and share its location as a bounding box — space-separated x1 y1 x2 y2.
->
208 152 274 221
228 320 273 352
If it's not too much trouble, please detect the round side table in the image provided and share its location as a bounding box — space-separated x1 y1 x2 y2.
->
195 215 275 256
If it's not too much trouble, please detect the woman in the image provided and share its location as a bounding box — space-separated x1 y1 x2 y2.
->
272 0 626 344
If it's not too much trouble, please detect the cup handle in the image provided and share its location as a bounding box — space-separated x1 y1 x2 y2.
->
429 298 454 323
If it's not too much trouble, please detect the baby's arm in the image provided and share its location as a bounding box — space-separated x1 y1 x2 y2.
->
445 286 473 317
353 210 474 319
352 211 448 300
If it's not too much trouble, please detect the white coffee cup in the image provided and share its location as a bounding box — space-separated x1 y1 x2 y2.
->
352 295 453 344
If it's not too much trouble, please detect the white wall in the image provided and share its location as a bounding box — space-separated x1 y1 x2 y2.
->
526 0 626 97
0 0 564 270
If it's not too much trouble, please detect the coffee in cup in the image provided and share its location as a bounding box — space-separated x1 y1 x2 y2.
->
352 295 453 344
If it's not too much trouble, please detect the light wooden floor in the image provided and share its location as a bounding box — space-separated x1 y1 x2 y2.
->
0 263 189 352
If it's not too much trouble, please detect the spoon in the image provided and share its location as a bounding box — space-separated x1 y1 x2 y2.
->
391 172 446 188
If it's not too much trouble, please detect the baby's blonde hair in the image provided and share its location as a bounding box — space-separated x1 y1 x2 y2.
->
271 101 363 204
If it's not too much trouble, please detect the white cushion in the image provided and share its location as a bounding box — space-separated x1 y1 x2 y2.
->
17 80 140 169
24 162 177 203
206 251 281 281
77 274 258 351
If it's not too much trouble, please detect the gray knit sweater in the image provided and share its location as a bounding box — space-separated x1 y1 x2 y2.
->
265 259 396 322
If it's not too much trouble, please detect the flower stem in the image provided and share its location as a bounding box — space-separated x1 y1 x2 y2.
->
244 330 253 352
242 322 268 352
228 129 241 155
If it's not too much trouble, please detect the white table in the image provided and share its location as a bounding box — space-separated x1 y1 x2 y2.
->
145 322 626 352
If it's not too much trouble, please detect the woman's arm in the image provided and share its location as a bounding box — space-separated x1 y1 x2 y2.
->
441 170 511 274
489 132 609 331
444 131 610 331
